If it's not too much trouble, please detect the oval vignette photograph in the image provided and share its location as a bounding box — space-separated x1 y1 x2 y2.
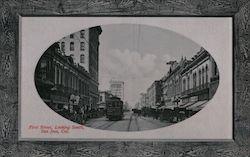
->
34 24 219 132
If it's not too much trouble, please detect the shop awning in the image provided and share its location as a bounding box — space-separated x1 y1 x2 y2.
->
186 100 208 111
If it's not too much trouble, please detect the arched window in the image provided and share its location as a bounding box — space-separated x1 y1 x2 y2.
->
205 65 208 83
80 81 82 94
193 72 197 88
187 76 190 90
199 70 201 86
70 42 74 51
59 68 62 85
57 67 60 85
54 66 57 84
183 79 186 92
71 76 74 89
61 70 64 85
202 67 205 85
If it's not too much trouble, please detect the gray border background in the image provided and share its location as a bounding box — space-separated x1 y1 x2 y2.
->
0 0 249 156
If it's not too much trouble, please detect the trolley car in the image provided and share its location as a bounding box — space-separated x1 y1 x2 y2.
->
106 96 123 120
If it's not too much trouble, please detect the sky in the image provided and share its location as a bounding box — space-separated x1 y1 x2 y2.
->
98 24 200 107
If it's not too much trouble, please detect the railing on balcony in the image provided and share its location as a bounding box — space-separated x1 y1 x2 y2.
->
181 83 209 95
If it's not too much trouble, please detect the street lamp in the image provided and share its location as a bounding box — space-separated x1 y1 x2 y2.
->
173 96 181 107
173 96 181 122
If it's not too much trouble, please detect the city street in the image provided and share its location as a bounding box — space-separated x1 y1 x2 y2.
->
85 112 173 131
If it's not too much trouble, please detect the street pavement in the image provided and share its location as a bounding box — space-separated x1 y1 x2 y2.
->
84 111 173 131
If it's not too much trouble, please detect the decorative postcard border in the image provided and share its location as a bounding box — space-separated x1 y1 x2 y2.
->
0 0 249 156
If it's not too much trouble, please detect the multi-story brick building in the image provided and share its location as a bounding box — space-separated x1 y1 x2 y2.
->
160 47 219 112
35 43 90 113
157 47 219 122
161 59 189 109
180 47 219 111
58 29 90 72
88 27 102 110
35 26 102 118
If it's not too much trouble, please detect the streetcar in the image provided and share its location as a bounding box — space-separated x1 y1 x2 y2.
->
106 96 124 120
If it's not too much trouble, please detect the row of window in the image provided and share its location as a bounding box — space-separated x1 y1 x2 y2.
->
67 54 85 64
60 41 85 52
70 30 85 39
163 64 210 96
54 65 89 95
182 65 209 91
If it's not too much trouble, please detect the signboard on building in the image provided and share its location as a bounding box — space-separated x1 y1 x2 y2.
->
69 94 80 106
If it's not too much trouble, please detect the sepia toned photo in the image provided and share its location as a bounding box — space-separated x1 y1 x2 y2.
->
2 0 248 155
34 24 219 132
19 17 232 140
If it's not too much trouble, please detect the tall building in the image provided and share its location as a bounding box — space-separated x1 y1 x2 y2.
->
59 27 102 110
35 43 91 114
87 27 102 110
109 80 125 102
58 29 90 72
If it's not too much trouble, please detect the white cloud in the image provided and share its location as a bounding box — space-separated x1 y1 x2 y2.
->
99 49 163 106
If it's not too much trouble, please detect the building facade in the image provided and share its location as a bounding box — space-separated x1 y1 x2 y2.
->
161 58 191 109
35 26 102 117
180 48 219 111
88 27 102 110
109 80 125 102
160 47 219 112
35 43 90 113
58 29 90 72
146 80 162 108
